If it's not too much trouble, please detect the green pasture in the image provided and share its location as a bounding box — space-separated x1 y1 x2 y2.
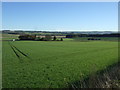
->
2 39 119 88
2 34 19 40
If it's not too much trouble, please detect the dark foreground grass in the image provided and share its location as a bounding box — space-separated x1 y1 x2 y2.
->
68 62 120 88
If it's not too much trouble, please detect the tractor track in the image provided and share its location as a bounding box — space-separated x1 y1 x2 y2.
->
8 42 21 60
8 41 32 61
9 42 20 59
12 45 30 58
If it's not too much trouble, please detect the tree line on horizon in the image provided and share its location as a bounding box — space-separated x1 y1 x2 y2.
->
18 34 63 41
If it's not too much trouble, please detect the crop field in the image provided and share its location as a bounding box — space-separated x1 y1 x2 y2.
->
2 36 119 88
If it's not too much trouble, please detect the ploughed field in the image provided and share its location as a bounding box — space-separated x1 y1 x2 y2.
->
2 40 119 88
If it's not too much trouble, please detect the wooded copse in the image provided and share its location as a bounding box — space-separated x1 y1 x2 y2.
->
18 34 63 41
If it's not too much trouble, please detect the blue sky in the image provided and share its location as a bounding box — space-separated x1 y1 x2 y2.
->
2 2 118 31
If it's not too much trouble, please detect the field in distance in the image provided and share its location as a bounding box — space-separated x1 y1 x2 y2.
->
2 34 119 88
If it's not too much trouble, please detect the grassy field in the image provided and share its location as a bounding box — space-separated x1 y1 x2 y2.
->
2 38 119 88
2 34 19 41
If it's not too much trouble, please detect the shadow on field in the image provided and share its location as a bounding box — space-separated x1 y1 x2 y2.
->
68 62 120 88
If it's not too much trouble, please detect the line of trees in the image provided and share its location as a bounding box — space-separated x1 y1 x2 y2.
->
19 35 36 40
66 33 120 38
18 34 63 41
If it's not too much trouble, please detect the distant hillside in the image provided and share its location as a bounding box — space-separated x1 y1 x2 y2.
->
2 30 119 35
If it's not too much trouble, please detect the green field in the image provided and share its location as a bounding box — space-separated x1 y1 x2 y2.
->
2 36 119 88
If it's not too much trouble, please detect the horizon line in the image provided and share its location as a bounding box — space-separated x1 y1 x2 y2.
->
1 29 118 32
